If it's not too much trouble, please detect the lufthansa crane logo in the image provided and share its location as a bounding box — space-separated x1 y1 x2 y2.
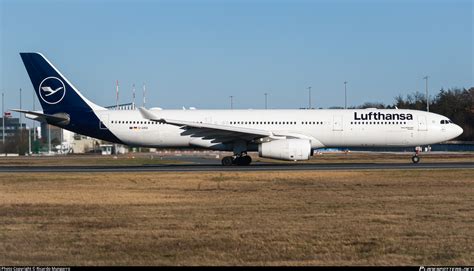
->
38 77 66 104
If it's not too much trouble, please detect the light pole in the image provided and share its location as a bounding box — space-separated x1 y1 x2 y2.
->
229 96 233 109
307 86 312 109
48 124 51 154
19 88 22 155
423 76 429 112
32 88 36 141
2 92 4 155
344 81 348 109
28 127 31 155
19 88 22 124
264 93 268 109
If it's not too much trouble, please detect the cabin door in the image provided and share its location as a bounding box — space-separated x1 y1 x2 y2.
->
333 116 343 131
99 114 109 130
417 116 427 131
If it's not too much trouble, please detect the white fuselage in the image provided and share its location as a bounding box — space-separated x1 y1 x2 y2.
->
18 52 464 163
96 108 462 151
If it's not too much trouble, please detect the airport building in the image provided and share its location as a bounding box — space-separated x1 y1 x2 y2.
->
0 116 26 139
40 121 63 144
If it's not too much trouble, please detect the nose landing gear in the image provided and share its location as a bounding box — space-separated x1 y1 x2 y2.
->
412 146 421 164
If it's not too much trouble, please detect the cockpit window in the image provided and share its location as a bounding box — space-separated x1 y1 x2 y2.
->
440 119 453 124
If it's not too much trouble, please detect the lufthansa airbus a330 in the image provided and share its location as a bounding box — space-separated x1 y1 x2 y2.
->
14 53 463 165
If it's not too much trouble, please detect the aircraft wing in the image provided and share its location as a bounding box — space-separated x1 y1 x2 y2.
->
138 107 322 146
138 107 272 143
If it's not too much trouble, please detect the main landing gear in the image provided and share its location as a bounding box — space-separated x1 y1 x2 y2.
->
412 146 421 164
221 153 252 166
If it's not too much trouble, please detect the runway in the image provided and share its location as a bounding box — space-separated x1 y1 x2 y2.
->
1 161 473 173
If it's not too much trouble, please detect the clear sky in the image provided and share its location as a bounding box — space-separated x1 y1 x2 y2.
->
0 0 472 117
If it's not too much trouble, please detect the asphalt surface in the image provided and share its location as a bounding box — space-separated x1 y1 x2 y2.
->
1 161 473 173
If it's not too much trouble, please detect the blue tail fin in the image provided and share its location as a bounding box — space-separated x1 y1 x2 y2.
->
20 52 123 144
20 52 103 114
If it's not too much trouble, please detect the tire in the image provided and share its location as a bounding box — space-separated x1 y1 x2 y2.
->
234 155 252 166
221 156 234 166
242 155 252 166
412 155 420 164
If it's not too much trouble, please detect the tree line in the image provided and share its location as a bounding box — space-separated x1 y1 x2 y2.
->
357 87 474 141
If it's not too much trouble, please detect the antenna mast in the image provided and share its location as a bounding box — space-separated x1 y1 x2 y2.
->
143 83 146 108
115 80 119 110
132 83 136 110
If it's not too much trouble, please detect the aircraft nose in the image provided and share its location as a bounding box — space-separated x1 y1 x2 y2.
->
454 124 463 137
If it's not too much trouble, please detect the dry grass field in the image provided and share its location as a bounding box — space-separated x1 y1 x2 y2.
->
0 154 181 167
0 169 473 265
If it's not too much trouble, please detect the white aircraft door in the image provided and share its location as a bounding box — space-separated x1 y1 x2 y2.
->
99 114 109 130
418 116 427 131
205 116 213 124
333 116 343 131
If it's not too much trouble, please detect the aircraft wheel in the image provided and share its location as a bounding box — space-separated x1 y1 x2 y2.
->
242 155 252 166
221 156 234 166
234 155 252 166
412 155 420 164
234 157 244 166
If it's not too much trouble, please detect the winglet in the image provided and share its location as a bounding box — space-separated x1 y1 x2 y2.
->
138 107 165 122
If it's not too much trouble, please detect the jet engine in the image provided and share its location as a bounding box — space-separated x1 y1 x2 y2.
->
258 139 311 161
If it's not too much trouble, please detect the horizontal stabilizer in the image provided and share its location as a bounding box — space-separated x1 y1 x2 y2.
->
11 109 70 125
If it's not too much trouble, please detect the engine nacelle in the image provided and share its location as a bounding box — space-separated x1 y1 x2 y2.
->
258 139 311 161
